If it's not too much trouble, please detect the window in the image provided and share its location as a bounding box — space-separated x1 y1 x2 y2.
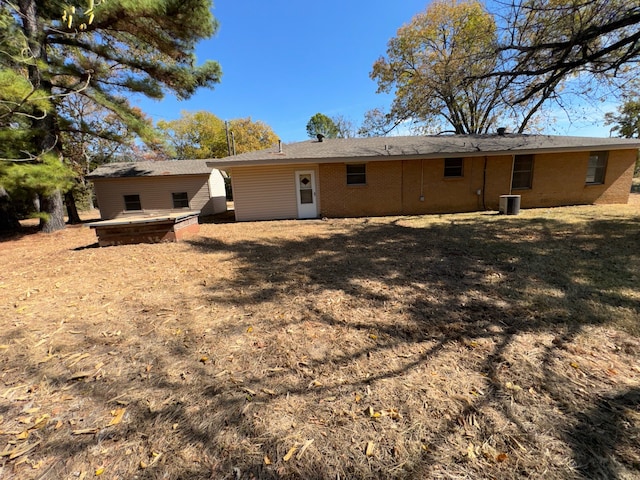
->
512 155 534 189
172 192 189 208
123 194 141 211
444 158 464 177
586 152 607 184
346 164 366 185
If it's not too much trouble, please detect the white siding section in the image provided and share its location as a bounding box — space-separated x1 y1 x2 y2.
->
206 169 227 214
231 164 319 221
93 174 218 220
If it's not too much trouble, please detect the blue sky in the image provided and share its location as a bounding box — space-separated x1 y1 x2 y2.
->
134 0 616 142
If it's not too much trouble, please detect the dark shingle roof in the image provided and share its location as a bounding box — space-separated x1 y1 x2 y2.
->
205 134 640 168
87 159 213 179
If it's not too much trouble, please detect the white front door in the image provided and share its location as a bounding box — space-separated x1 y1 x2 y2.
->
295 170 317 219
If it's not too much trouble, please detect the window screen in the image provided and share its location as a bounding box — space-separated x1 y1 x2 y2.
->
444 158 464 177
586 152 607 184
172 192 189 208
123 194 141 211
346 164 366 185
512 155 534 189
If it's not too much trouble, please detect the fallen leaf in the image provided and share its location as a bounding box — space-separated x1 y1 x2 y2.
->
108 408 126 426
369 334 378 340
366 406 381 418
570 362 580 369
383 408 402 420
264 455 272 465
199 356 209 364
33 414 50 429
283 446 297 462
365 441 375 457
95 467 105 475
16 430 29 440
246 326 253 333
496 452 508 462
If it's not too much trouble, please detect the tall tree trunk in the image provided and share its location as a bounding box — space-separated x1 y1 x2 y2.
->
39 191 66 233
19 0 66 232
65 191 82 224
0 187 20 233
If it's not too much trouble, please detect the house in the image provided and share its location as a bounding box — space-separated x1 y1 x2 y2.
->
205 134 640 222
87 159 227 220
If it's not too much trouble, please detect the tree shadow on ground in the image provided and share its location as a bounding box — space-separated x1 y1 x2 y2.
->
178 215 639 478
1 213 639 479
567 387 640 479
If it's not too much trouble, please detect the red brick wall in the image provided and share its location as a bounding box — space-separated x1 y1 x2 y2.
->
516 150 635 207
316 149 636 217
319 161 403 217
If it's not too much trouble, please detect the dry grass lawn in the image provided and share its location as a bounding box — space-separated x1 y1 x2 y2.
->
1 198 639 479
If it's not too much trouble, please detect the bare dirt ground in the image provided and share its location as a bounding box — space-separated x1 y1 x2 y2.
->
1 197 639 479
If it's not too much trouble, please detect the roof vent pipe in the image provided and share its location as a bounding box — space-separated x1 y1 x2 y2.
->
278 140 282 153
497 127 507 136
316 133 325 142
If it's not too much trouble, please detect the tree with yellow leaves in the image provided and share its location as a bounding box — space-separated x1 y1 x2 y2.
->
370 0 507 135
158 112 278 159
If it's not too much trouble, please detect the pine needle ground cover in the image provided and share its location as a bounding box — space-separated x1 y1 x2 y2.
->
1 199 639 479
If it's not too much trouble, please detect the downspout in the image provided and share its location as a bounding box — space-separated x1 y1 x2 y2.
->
400 160 405 214
420 160 425 201
509 154 515 195
482 156 487 210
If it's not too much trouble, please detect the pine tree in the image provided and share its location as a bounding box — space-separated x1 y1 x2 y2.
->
0 0 221 232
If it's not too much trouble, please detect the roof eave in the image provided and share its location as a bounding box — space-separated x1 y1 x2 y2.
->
206 143 640 169
87 172 212 180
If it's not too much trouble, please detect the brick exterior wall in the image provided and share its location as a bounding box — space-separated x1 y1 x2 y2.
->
319 161 403 217
316 149 636 218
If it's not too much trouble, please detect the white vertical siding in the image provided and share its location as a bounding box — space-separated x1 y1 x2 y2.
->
206 170 227 215
93 174 214 219
230 164 319 221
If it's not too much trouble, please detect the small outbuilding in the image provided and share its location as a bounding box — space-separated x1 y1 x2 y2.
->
206 134 640 221
88 159 227 220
